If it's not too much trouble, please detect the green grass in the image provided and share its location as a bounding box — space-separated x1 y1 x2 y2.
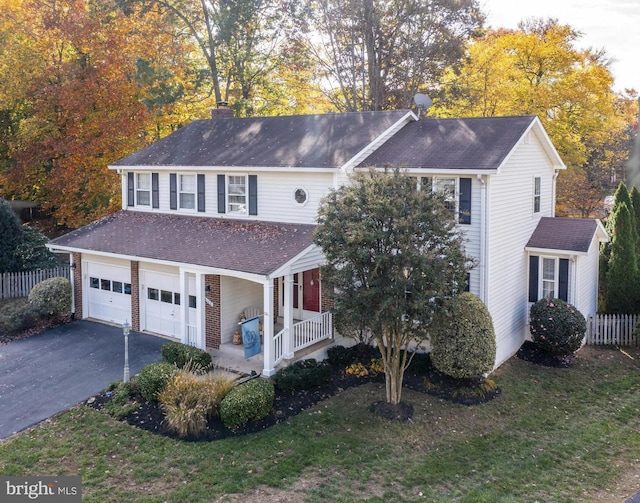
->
1 346 639 502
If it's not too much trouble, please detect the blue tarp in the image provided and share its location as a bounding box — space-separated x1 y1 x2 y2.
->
242 317 261 359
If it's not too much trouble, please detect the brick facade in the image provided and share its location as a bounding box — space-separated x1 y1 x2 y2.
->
71 252 82 318
205 275 221 349
130 261 140 330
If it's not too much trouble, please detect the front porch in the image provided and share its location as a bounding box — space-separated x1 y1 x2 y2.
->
209 312 334 375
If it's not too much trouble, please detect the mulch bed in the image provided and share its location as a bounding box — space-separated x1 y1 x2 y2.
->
86 353 501 441
515 340 575 368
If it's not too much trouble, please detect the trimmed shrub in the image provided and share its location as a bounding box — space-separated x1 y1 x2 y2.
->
529 298 586 358
326 345 355 367
161 341 212 369
159 370 235 438
273 359 332 393
219 378 275 429
136 362 178 402
0 298 43 335
430 293 497 379
28 277 71 320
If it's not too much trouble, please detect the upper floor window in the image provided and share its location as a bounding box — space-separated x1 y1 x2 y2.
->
136 173 151 206
228 175 247 214
179 174 196 210
534 177 541 213
419 176 471 225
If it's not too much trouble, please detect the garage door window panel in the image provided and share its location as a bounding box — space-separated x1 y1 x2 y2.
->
101 279 111 291
90 277 99 289
148 288 159 301
161 290 173 303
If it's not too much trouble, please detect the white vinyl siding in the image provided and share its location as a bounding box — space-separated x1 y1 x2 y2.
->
486 134 557 366
220 277 263 344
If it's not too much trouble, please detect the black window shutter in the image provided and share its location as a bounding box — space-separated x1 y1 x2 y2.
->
529 256 539 302
152 173 159 208
197 174 205 212
169 173 177 210
127 172 134 207
459 177 472 224
248 175 258 215
559 258 569 302
217 175 226 213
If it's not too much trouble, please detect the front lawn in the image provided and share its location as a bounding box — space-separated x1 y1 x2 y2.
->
1 346 639 502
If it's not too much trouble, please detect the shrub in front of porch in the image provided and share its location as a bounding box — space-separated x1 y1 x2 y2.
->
273 359 332 393
529 298 586 359
137 362 179 402
220 378 274 429
161 341 212 369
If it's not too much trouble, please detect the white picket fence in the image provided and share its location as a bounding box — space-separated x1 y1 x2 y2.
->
586 314 640 346
0 266 71 299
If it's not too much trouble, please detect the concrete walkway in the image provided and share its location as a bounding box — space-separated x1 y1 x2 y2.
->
0 320 165 439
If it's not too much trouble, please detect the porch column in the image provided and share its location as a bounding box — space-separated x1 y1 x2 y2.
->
195 273 206 350
283 273 295 359
262 279 275 377
179 269 188 345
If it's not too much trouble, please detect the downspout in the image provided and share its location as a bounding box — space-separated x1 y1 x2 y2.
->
552 172 559 217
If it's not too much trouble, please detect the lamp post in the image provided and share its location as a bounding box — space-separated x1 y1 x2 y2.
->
123 320 131 383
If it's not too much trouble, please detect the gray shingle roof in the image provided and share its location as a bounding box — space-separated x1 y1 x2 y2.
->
49 212 317 276
359 115 536 170
526 217 600 253
113 111 411 169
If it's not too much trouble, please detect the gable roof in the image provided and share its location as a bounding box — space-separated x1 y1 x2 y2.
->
526 217 608 255
112 110 412 169
358 115 558 171
49 212 316 276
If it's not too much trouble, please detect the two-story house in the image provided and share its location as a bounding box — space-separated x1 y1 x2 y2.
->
48 108 607 376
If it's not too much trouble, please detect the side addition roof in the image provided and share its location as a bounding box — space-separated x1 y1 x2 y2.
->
49 212 317 276
359 115 562 171
526 217 608 255
112 110 413 169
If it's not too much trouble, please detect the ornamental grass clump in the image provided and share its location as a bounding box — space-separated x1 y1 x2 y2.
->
529 298 586 359
159 369 235 438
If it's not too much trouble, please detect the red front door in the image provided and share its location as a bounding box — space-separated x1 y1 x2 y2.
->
302 269 320 312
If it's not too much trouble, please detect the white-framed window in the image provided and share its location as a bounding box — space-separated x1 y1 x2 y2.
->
293 187 308 206
136 173 151 206
534 176 541 213
227 175 247 214
433 177 456 212
541 257 557 299
179 174 196 210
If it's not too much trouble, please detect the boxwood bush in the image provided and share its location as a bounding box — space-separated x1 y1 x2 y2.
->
529 298 586 358
161 341 212 369
430 292 496 379
28 277 71 320
136 362 178 402
273 358 331 393
219 378 275 429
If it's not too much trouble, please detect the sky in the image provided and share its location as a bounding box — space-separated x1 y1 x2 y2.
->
480 0 640 94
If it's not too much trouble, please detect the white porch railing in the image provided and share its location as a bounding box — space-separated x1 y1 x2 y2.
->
272 311 333 367
293 311 333 352
274 328 285 367
185 324 198 346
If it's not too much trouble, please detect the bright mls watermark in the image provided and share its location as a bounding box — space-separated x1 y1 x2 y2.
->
1 476 81 502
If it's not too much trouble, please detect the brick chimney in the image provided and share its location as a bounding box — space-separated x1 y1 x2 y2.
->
211 101 234 119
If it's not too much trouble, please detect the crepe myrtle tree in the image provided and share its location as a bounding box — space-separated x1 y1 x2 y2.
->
314 168 472 405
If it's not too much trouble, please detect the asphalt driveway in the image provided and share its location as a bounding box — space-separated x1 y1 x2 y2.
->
0 320 166 439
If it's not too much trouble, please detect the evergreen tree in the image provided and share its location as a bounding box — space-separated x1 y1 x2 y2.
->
0 198 24 273
606 202 639 313
629 185 640 254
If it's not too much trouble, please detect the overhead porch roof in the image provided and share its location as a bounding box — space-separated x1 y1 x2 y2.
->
48 211 319 280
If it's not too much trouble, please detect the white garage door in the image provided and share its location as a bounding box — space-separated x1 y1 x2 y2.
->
141 271 182 338
85 262 132 325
